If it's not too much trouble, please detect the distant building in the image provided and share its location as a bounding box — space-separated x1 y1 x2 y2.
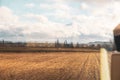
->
88 41 113 50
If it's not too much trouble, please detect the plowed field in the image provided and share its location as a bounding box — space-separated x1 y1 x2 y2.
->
0 52 100 80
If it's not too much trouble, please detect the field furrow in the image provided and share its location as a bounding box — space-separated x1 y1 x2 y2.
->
0 52 100 80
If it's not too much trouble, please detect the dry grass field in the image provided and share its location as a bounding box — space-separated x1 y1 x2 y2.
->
0 52 100 80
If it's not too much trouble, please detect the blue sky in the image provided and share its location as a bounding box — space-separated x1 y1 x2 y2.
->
0 0 120 43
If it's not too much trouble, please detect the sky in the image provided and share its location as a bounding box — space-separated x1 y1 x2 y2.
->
0 0 120 43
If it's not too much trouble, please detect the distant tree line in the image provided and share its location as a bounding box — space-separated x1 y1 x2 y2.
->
55 39 74 48
0 39 115 50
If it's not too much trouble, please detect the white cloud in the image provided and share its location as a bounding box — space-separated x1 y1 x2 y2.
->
80 2 89 10
74 0 111 3
70 1 120 41
1 0 120 43
40 3 73 20
0 6 19 23
24 13 48 23
53 10 71 19
40 3 71 11
49 0 114 4
58 0 120 4
0 6 19 30
25 3 35 8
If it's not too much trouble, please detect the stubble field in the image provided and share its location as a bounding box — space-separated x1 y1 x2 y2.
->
0 52 100 80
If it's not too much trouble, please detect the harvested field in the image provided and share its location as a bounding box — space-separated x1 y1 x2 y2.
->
0 52 100 80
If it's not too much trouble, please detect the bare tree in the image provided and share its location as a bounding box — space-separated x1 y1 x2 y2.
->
55 39 60 48
64 40 68 48
76 42 79 48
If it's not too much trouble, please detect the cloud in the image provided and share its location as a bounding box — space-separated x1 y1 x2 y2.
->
0 6 19 30
52 0 119 4
25 3 35 8
80 2 89 10
1 0 120 43
0 6 19 23
40 3 74 21
72 0 111 3
24 13 48 23
40 3 71 11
